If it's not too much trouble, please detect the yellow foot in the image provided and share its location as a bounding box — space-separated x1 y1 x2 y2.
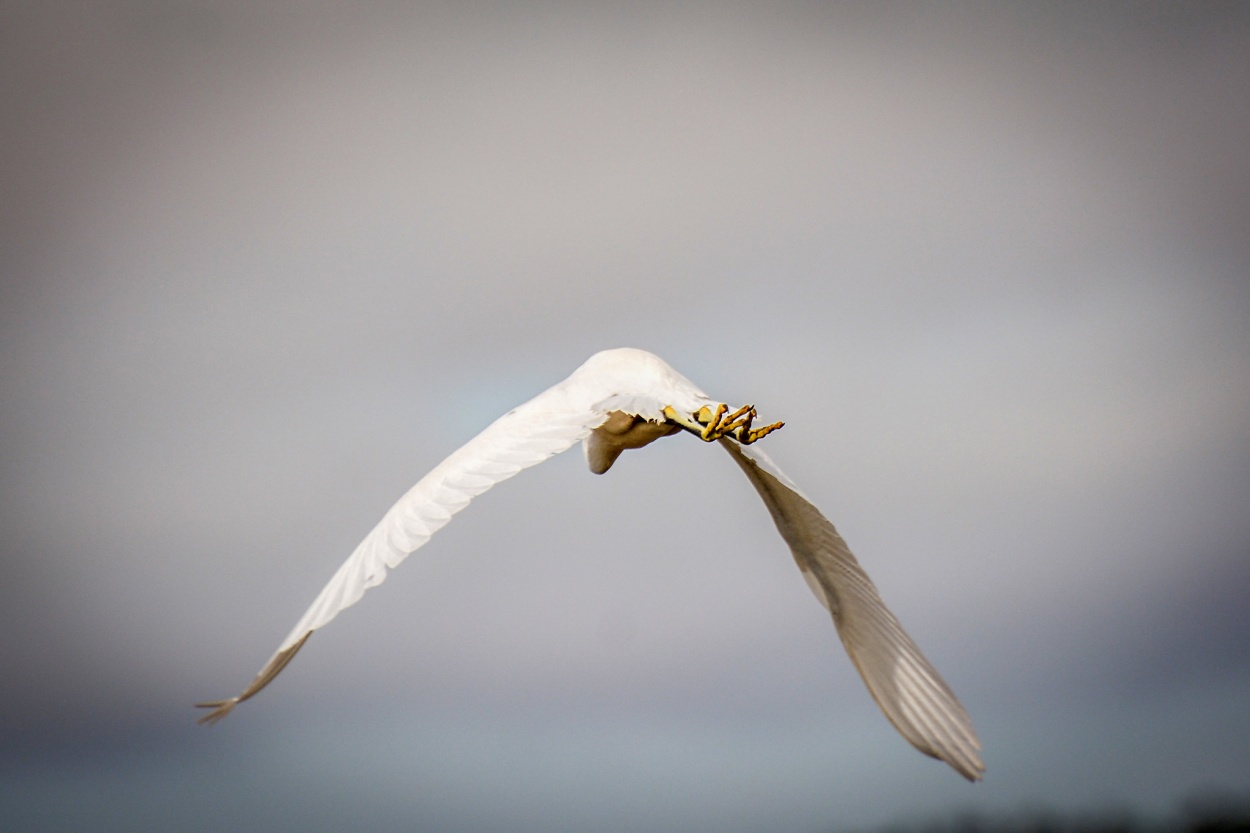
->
694 403 753 440
663 404 784 445
739 415 784 444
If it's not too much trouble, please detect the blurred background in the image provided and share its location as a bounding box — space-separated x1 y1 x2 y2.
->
3 2 1248 831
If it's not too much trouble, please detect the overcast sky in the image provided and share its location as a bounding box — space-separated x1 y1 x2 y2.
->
3 3 1249 832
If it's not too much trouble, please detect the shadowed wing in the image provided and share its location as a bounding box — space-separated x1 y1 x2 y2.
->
721 440 985 781
196 390 612 724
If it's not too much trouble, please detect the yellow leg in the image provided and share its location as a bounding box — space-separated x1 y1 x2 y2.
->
699 403 752 440
713 404 754 438
740 418 784 444
663 405 706 435
664 404 784 444
695 403 727 439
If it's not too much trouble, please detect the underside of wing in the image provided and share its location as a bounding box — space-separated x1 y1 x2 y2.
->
721 440 985 781
197 392 608 724
197 348 719 724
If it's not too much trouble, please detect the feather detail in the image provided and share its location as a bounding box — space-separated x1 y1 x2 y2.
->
721 439 984 781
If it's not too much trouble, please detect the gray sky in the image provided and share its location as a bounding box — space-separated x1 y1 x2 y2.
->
3 3 1249 831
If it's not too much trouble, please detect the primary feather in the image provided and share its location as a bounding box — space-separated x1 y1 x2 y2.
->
722 441 984 780
197 348 983 781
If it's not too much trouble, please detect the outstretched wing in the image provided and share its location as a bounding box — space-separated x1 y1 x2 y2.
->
721 440 985 781
197 387 609 724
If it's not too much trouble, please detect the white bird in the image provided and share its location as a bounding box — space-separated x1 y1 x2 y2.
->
197 347 984 781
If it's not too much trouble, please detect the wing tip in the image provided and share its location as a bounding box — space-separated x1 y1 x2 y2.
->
194 698 239 726
956 755 987 782
194 630 314 726
947 747 986 782
914 724 985 782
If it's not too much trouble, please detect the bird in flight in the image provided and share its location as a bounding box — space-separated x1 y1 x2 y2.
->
197 347 984 781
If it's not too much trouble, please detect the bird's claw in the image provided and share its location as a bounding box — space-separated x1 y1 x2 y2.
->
739 414 784 444
695 403 751 441
663 403 784 445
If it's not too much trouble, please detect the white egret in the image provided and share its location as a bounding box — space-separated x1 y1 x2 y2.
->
197 347 984 781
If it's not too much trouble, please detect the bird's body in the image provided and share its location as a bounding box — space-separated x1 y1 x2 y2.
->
198 348 984 781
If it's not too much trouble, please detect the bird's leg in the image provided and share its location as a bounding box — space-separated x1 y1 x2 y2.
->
735 407 757 440
708 404 754 439
739 416 784 444
662 404 784 444
710 404 783 443
694 404 724 437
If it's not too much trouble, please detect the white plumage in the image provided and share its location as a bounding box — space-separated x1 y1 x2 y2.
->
197 347 984 781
